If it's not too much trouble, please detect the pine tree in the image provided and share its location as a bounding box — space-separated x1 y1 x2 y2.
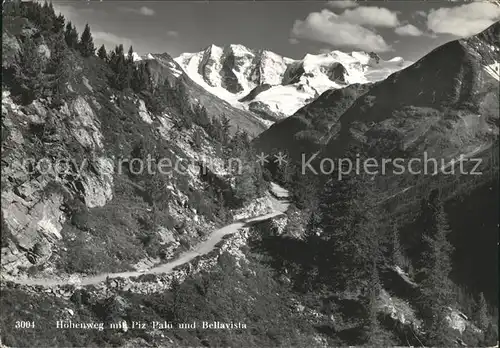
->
173 82 193 128
208 117 223 143
126 46 135 86
364 261 385 345
228 129 251 159
290 169 318 210
53 13 65 33
317 175 360 288
145 173 171 213
39 1 54 32
78 23 95 57
170 277 182 319
473 292 489 331
483 322 498 346
46 2 56 19
193 129 203 150
151 76 170 106
3 0 23 16
13 35 47 104
97 44 107 61
127 45 134 65
220 114 231 145
391 222 404 268
298 206 323 293
110 44 124 67
108 48 116 66
275 152 293 186
132 63 151 93
234 167 257 204
109 45 129 90
193 103 210 128
251 157 268 197
25 1 42 23
47 33 70 106
316 145 383 291
305 209 321 241
417 197 454 346
64 22 78 49
175 81 192 119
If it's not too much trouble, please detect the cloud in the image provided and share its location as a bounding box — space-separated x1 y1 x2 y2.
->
340 6 400 27
326 0 359 9
93 31 133 49
53 4 88 23
426 2 500 37
291 9 392 52
120 6 155 16
395 24 424 36
166 30 179 38
139 6 155 16
288 37 300 44
414 10 427 18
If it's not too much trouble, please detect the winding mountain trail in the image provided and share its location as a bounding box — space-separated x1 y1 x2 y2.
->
2 183 289 288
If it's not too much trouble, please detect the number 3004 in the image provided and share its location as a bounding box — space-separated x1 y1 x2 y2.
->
15 321 35 329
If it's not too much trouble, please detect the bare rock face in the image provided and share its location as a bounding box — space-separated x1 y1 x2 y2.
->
137 99 153 124
198 44 224 88
248 101 283 122
2 32 20 68
36 43 51 61
80 156 114 208
232 196 274 221
1 91 114 275
324 62 348 84
1 188 65 273
220 45 254 94
68 96 104 149
368 51 381 64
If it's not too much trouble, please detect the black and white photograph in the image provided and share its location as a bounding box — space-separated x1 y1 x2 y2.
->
0 0 499 346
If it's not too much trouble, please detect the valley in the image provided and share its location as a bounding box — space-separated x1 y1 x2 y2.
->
1 1 499 347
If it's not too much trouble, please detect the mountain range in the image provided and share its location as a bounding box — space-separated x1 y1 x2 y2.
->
254 21 499 161
1 2 499 346
173 44 410 122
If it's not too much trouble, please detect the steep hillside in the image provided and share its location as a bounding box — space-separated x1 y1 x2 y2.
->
1 4 269 282
256 23 499 167
316 21 499 200
176 44 408 121
253 82 373 160
250 21 499 347
146 53 268 137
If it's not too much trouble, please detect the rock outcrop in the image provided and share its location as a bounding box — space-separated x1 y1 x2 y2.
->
1 90 114 275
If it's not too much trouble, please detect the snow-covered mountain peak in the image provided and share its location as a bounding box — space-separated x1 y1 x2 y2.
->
131 52 143 62
205 43 222 51
175 45 409 122
224 43 254 56
129 52 156 62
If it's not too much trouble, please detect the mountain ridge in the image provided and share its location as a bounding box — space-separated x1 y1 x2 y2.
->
254 21 499 163
174 43 409 121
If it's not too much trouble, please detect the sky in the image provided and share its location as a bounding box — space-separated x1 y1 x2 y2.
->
53 0 500 62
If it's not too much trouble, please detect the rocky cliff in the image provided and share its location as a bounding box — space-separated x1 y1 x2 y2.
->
0 16 268 281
